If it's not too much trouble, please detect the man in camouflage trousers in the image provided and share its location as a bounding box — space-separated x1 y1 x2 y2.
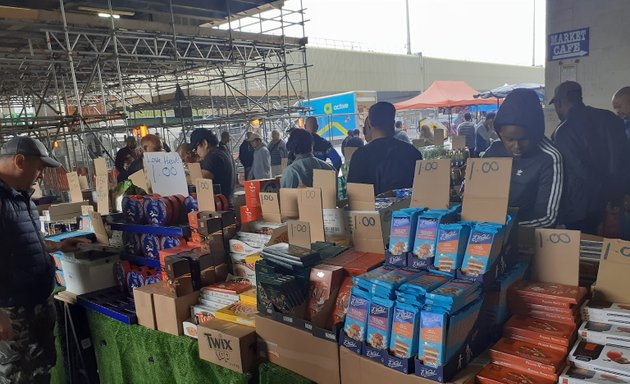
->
0 137 89 384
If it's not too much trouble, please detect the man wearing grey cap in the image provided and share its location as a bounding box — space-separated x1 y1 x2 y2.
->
550 81 629 234
0 136 89 383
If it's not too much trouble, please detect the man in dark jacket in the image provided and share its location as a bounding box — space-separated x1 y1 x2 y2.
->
551 81 629 234
238 132 254 181
0 137 89 383
348 102 423 195
484 89 563 228
305 117 342 172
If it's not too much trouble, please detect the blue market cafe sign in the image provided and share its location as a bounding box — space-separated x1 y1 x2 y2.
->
548 28 589 61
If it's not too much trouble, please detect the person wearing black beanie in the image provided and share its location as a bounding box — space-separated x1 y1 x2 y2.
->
483 88 563 228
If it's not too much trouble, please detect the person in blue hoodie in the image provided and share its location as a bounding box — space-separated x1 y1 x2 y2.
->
483 88 563 228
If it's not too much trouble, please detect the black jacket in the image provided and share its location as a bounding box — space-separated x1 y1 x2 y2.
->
0 180 54 307
484 89 563 228
552 105 628 225
238 141 254 168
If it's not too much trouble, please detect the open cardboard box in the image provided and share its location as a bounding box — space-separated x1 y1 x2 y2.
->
256 314 341 384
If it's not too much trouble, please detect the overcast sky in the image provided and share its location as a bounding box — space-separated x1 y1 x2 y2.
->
284 0 546 67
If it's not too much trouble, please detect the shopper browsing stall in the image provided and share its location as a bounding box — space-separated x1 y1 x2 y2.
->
305 117 342 172
190 128 234 200
280 128 336 188
483 88 563 228
0 137 90 384
347 102 423 195
125 133 163 177
248 133 272 179
268 130 288 176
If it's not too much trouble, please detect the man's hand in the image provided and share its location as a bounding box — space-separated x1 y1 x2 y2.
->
59 237 92 253
0 311 13 341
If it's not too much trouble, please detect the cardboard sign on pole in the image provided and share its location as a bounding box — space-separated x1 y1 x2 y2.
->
346 183 375 211
595 238 630 303
188 162 203 185
96 175 110 214
260 192 282 223
128 169 150 193
89 212 109 245
461 158 512 224
410 159 451 210
313 169 337 209
352 212 385 254
144 152 188 196
533 229 580 286
279 188 299 219
287 220 311 249
196 178 216 212
433 129 445 146
452 136 466 150
298 188 325 242
78 175 89 190
94 157 107 176
67 172 83 203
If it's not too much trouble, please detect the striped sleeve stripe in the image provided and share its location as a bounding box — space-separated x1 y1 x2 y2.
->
519 138 563 227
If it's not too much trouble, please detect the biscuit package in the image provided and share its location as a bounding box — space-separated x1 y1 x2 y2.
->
397 272 451 304
353 265 396 292
511 281 587 306
389 302 420 359
388 208 423 255
578 320 630 348
434 223 472 275
461 223 504 277
581 300 630 325
569 340 630 379
366 296 395 350
559 364 630 384
343 287 372 342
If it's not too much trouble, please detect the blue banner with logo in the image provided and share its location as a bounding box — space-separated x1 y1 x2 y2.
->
301 93 357 139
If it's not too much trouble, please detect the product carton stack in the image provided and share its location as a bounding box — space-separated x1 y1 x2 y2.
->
476 281 587 384
241 178 280 224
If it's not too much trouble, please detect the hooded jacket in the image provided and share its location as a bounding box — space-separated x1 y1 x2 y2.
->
552 104 628 228
484 89 563 228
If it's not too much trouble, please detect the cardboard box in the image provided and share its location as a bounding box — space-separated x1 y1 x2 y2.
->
340 347 484 384
240 206 262 224
503 315 576 348
568 340 630 378
198 318 257 373
133 283 163 330
151 282 200 336
256 315 341 384
244 178 279 208
477 363 556 384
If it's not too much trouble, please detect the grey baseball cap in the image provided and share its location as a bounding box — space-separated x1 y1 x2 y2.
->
0 136 61 168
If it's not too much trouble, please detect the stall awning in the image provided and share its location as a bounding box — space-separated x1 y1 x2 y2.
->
395 81 497 110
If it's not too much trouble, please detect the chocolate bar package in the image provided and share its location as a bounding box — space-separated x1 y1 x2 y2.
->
388 208 423 255
398 272 450 298
424 279 481 313
569 340 630 379
411 211 447 263
559 364 630 384
477 362 556 384
460 222 504 277
434 223 471 275
579 321 630 349
371 267 420 298
490 338 566 382
331 277 354 326
503 315 576 348
389 302 420 359
343 287 372 342
352 265 396 292
581 300 630 325
418 310 447 368
306 264 344 322
366 296 395 350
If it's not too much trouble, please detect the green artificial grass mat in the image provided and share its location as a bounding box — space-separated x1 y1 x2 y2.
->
49 306 314 384
86 311 252 384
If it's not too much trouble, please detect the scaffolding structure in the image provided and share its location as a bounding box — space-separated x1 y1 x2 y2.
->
0 0 309 172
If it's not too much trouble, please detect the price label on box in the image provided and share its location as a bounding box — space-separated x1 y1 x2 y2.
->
288 220 311 249
196 178 216 212
410 159 450 210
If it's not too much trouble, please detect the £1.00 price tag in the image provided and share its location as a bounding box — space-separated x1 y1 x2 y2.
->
410 159 450 210
288 220 311 249
462 158 512 224
196 178 216 212
533 228 580 286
